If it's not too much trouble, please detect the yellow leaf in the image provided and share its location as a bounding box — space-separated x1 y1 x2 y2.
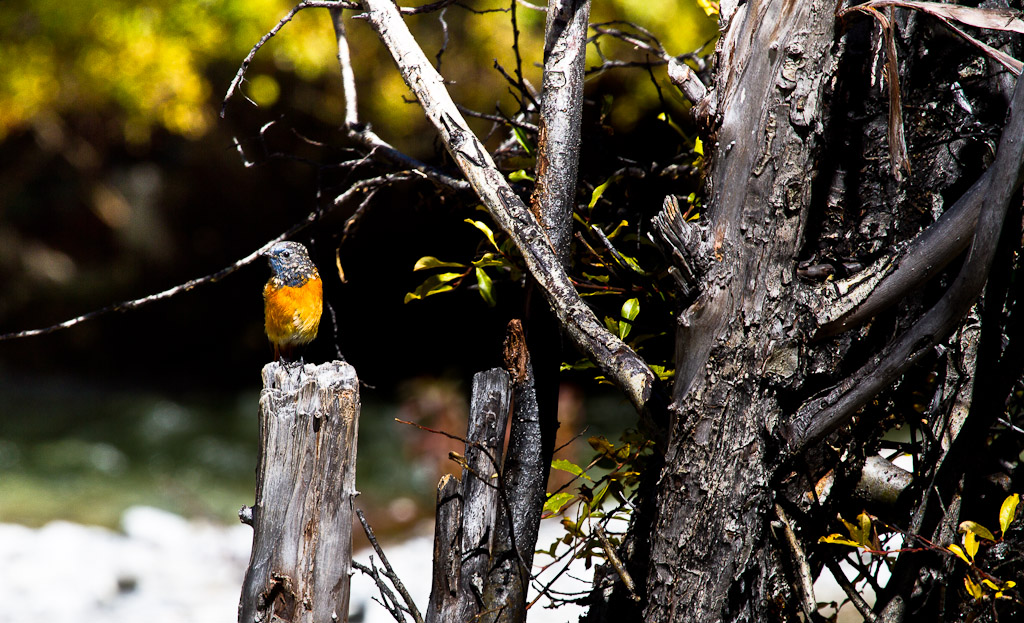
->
464 219 500 251
999 493 1019 534
948 543 973 565
819 534 862 548
964 575 984 600
981 578 1000 591
960 520 996 541
964 530 980 560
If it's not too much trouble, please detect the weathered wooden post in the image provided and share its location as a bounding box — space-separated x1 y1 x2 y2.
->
427 368 512 623
239 361 360 623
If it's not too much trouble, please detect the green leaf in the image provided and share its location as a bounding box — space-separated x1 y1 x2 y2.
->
413 256 468 271
999 493 1019 534
465 219 500 250
543 492 576 514
589 481 610 510
471 253 507 269
649 364 675 381
618 318 631 340
552 458 592 480
621 298 640 322
693 135 704 156
475 267 496 307
512 125 534 156
403 272 463 304
616 252 647 275
606 219 629 239
509 169 535 182
603 316 619 334
588 176 619 209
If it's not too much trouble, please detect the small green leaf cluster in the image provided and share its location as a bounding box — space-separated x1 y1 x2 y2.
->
537 432 653 571
405 217 521 307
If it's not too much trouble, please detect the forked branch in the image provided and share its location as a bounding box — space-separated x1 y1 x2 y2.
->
358 0 657 412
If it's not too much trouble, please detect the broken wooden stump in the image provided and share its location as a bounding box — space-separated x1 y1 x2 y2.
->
239 360 360 623
427 368 512 623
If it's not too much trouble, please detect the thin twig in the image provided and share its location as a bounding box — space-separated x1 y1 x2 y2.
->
825 558 881 623
353 559 408 622
774 504 818 621
356 509 425 623
0 216 316 342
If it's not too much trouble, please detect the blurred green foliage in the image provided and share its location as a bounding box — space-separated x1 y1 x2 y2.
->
0 0 336 142
0 0 717 145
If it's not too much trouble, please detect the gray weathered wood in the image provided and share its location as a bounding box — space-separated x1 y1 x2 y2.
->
481 320 544 623
426 474 461 621
239 361 360 623
428 368 512 623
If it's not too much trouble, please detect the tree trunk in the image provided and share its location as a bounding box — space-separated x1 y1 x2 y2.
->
239 361 360 623
644 2 840 621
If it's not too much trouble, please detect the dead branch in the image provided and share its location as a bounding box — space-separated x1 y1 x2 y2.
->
358 0 657 412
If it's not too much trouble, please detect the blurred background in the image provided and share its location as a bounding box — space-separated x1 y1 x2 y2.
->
0 0 715 546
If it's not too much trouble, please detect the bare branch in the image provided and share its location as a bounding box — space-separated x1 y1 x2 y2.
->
0 216 317 342
358 0 657 412
331 7 360 124
356 509 425 623
530 0 592 264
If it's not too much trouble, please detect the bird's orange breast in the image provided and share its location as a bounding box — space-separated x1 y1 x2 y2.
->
263 277 323 347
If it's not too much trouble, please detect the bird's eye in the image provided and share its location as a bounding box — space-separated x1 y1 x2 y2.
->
282 250 291 258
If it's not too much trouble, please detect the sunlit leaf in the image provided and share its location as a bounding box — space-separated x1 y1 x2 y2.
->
474 267 496 307
948 543 973 565
543 492 576 514
552 458 592 480
964 575 985 600
960 521 996 542
696 0 720 17
964 530 980 560
509 169 535 182
999 493 1019 534
581 272 610 283
606 219 629 239
403 272 463 304
656 111 686 139
693 135 705 156
649 365 675 381
819 534 862 548
588 176 619 209
413 256 467 271
471 253 506 269
621 298 640 322
465 219 500 250
616 252 647 275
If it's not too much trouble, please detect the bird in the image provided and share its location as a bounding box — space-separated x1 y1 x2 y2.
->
262 241 323 362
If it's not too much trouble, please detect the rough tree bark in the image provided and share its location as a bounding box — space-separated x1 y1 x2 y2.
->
638 2 841 621
239 361 360 623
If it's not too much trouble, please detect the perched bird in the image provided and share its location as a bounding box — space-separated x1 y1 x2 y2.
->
262 241 323 361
